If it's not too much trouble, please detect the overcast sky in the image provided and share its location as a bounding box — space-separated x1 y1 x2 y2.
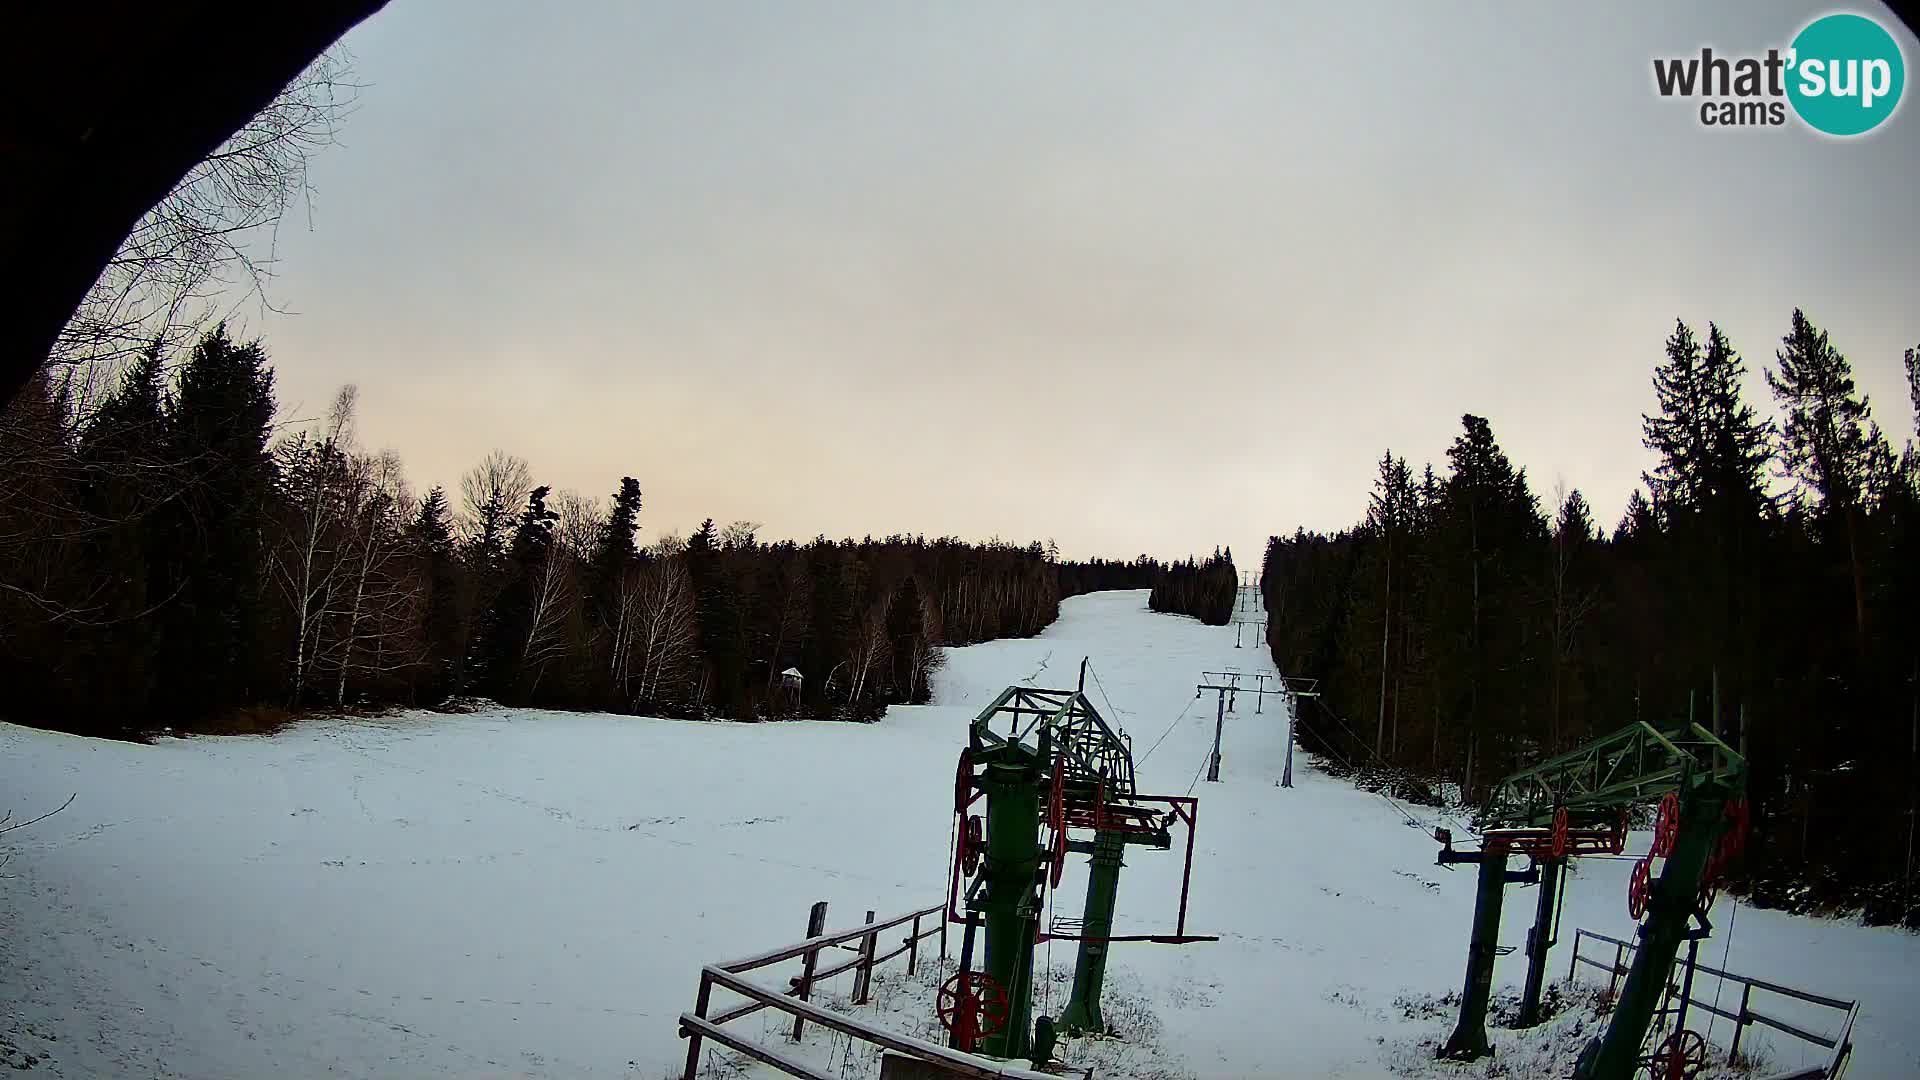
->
245 1 1920 565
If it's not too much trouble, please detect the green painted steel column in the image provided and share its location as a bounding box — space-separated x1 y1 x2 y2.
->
1517 856 1563 1028
1059 829 1127 1033
979 751 1043 1059
1577 784 1730 1080
1441 843 1509 1060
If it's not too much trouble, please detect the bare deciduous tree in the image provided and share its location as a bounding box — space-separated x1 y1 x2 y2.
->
459 450 533 557
720 520 762 550
520 539 576 694
329 447 421 705
51 52 359 392
551 490 605 565
845 600 891 705
269 387 357 704
629 554 699 706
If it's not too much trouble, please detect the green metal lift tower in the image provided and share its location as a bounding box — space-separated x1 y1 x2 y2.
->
1432 720 1748 1080
942 678 1211 1064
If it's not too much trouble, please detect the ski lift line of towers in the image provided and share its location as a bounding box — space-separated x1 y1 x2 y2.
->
1232 574 1266 650
1192 669 1315 788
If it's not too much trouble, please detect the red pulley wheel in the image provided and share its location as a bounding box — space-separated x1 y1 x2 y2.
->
954 747 974 816
961 814 984 877
1048 753 1066 837
1628 855 1653 920
937 971 1009 1051
1653 792 1680 858
1551 806 1570 859
1050 809 1068 888
1654 1029 1707 1080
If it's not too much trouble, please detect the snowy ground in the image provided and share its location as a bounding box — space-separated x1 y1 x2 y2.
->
2 590 1916 1078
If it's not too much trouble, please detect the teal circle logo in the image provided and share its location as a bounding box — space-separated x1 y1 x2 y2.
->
1787 13 1905 136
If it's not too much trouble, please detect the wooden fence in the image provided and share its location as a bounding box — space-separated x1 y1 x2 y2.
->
1567 927 1858 1078
677 900 1055 1080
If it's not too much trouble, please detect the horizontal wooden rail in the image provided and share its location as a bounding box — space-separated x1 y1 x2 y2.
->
719 904 941 973
689 966 1057 1080
684 900 968 1079
705 923 940 1027
1746 1009 1839 1050
678 1014 835 1080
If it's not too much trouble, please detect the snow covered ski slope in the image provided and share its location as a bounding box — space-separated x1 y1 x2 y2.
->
2 590 1915 1078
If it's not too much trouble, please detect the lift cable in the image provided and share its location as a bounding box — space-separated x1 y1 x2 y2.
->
1281 705 1422 828
1185 742 1213 796
1085 661 1126 727
1305 687 1466 834
1135 694 1201 768
1705 898 1740 1045
1304 693 1481 838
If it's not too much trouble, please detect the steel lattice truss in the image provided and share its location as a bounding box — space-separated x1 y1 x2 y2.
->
971 686 1135 799
1482 721 1745 829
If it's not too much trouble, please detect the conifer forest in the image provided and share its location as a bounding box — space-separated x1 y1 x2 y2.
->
1263 313 1920 925
0 327 1181 735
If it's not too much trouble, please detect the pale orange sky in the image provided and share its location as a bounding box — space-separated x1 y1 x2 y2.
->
240 1 1919 564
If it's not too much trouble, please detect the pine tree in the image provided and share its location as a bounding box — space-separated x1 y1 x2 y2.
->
591 478 642 601
1768 309 1882 643
73 344 170 722
1438 414 1545 795
1643 320 1709 511
685 518 745 715
153 324 277 718
1614 488 1657 543
1644 320 1772 521
1641 320 1773 729
1906 345 1919 437
408 486 462 701
1364 452 1415 753
479 485 558 698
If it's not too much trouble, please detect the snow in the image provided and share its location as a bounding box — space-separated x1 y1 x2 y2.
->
2 589 1916 1078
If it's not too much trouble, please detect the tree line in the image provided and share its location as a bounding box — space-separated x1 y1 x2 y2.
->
0 328 1194 737
1148 550 1239 625
1263 311 1920 924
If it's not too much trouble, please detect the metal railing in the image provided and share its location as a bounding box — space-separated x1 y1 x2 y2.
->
677 900 1055 1080
1567 927 1858 1078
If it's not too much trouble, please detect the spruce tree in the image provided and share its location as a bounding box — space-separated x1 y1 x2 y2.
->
154 324 277 719
479 486 558 698
1906 345 1919 437
1642 319 1709 511
1614 488 1657 543
1767 309 1881 642
590 477 643 618
685 518 744 715
1642 320 1772 728
74 344 170 722
408 486 462 700
1768 310 1878 511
